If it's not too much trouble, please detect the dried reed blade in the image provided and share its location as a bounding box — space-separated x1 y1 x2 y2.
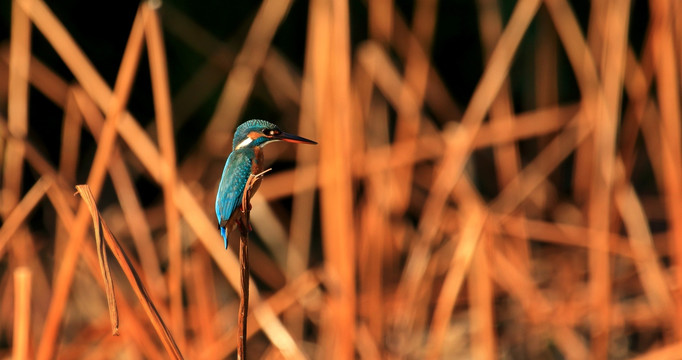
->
75 185 184 359
80 185 120 336
73 89 304 356
10 131 172 358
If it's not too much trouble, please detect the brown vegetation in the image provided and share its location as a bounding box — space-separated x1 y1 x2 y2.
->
1 0 681 359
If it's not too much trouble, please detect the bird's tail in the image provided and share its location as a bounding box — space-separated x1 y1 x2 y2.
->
220 227 228 249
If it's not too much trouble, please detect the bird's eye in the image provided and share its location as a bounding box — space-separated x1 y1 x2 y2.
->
263 128 281 136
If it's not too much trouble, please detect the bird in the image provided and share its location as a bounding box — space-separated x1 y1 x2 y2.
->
215 119 317 249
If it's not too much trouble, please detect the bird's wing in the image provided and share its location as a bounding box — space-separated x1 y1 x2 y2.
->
215 151 253 228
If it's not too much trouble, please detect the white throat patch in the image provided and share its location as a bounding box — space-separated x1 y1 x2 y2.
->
235 137 253 149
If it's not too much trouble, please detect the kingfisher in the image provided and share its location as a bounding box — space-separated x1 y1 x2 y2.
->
216 119 317 249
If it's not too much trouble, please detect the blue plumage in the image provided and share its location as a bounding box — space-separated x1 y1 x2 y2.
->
215 119 317 249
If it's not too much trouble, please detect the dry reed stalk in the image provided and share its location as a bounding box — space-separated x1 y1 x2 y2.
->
425 206 486 359
282 16 320 340
368 0 392 43
306 0 356 356
388 0 437 215
468 232 495 360
543 2 607 252
258 103 579 201
85 187 119 336
395 0 540 345
1 120 174 358
53 90 82 266
491 248 589 359
620 46 654 178
0 52 69 107
19 144 173 359
535 10 559 110
356 323 382 359
4 1 38 300
50 65 303 358
144 5 186 351
237 224 249 360
168 181 304 358
261 50 303 107
633 342 682 360
72 87 167 299
1 0 678 357
58 90 82 184
498 214 633 258
12 267 32 360
17 0 111 109
0 176 52 258
476 0 529 274
199 270 320 359
356 95 392 347
75 184 183 359
235 173 264 359
161 5 238 128
390 8 462 122
418 0 541 242
205 0 293 146
613 160 675 324
32 4 148 356
86 100 304 357
649 0 682 338
187 247 217 350
4 0 31 217
584 0 630 355
247 197 289 270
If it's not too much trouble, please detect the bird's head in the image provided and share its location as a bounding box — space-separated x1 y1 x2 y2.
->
232 119 317 150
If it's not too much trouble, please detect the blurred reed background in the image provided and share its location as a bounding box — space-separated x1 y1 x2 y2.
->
0 0 681 358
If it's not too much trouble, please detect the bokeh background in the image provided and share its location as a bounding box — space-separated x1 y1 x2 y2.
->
0 0 681 358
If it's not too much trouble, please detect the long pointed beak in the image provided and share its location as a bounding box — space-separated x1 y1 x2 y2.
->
277 132 318 145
